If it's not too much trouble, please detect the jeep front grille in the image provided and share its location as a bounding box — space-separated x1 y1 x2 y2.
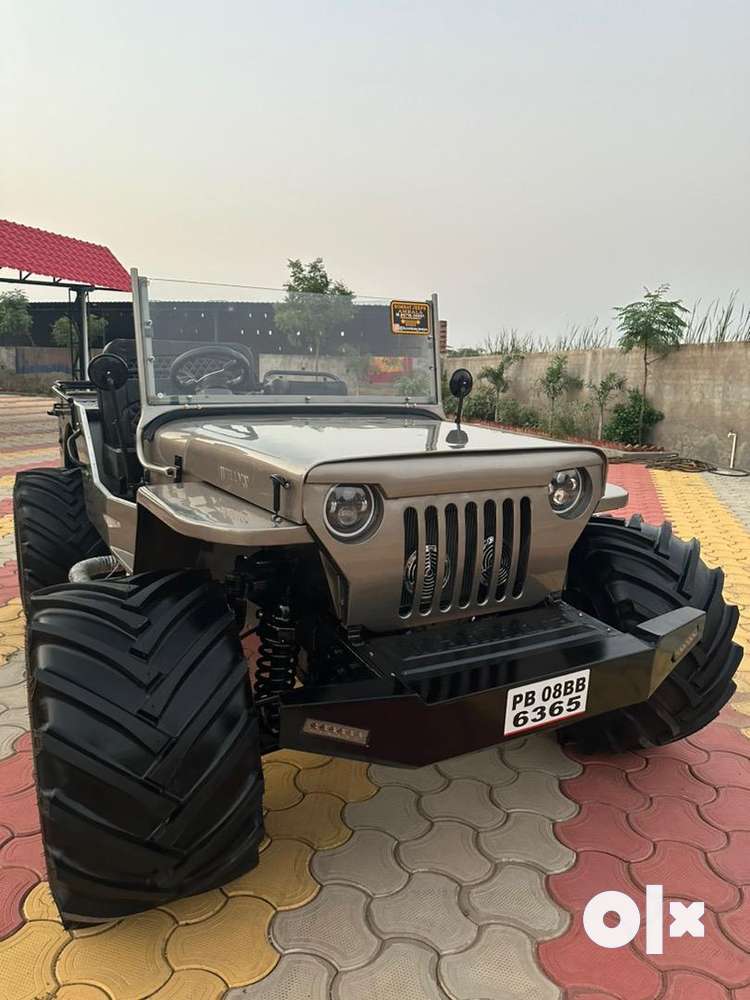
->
399 495 532 620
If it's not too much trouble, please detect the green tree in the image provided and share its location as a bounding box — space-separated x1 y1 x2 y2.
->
536 354 583 432
0 290 33 345
50 314 108 349
478 344 524 422
604 389 663 445
615 284 686 443
587 371 626 439
274 258 354 370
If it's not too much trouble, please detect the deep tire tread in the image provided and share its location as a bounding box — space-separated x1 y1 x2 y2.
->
27 570 264 925
13 468 108 609
564 515 742 753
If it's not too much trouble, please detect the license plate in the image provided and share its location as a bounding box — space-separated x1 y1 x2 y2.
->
503 669 590 736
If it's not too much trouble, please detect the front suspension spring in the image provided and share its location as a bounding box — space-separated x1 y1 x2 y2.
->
254 603 298 732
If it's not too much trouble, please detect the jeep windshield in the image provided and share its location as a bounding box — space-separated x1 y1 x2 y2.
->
134 277 439 407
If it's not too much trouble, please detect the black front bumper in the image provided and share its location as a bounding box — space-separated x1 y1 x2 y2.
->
279 600 705 766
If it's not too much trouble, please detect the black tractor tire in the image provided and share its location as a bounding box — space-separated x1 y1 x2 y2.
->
563 514 742 754
27 570 264 925
13 467 108 611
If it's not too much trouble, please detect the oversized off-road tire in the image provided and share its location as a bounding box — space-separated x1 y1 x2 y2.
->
563 514 742 753
13 468 107 611
27 570 264 925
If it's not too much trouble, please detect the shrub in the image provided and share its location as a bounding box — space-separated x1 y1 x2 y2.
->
494 396 541 429
604 389 663 445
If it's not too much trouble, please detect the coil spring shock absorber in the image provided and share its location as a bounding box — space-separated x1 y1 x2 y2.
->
254 602 299 733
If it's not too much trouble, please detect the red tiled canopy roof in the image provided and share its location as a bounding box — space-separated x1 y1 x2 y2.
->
0 219 131 292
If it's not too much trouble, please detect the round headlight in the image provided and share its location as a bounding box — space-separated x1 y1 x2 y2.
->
324 485 377 539
548 468 584 515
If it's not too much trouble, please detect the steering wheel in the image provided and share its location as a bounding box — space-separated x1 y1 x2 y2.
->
168 346 255 394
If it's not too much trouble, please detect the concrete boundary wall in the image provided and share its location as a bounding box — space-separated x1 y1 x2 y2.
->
447 342 749 469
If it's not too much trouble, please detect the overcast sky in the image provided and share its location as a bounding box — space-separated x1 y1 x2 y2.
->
2 0 749 346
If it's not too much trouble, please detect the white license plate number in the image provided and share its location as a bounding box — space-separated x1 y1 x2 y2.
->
503 669 590 736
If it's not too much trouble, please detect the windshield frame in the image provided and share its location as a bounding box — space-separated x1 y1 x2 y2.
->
131 270 444 480
131 270 442 410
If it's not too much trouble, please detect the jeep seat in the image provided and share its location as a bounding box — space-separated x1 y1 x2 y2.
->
95 339 142 497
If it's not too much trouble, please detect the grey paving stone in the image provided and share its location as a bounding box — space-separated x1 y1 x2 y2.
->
491 770 578 820
439 924 560 1000
478 812 575 873
334 941 449 1000
0 725 26 760
370 871 478 953
0 680 25 708
311 829 408 896
398 820 492 883
421 778 506 830
344 785 430 841
225 953 334 999
436 747 516 786
369 761 447 793
465 863 568 938
0 652 25 688
271 885 379 971
501 732 582 778
704 473 750 532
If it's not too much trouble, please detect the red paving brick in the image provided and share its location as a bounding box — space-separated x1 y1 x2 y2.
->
692 751 750 790
635 909 750 990
700 787 750 832
629 796 728 851
604 463 666 523
628 756 717 805
643 739 710 766
709 832 750 884
562 764 649 812
718 887 750 954
0 866 37 939
564 747 647 772
661 971 731 1000
555 801 654 861
630 842 740 911
0 833 45 878
538 915 663 1000
547 850 642 913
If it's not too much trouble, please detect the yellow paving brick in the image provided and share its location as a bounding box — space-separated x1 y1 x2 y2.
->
148 970 227 1000
262 760 304 810
56 910 175 999
263 791 351 849
57 986 111 1000
166 896 278 987
265 748 331 770
158 889 226 924
295 756 377 802
22 881 61 923
0 600 23 623
223 837 319 909
653 469 750 741
0 920 69 1000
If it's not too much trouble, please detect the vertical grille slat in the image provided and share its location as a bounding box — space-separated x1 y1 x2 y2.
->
513 496 532 597
400 493 533 620
440 504 459 611
496 498 514 601
459 502 477 607
451 502 466 610
412 507 426 612
430 504 447 615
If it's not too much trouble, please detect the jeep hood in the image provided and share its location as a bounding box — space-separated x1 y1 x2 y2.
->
150 413 605 523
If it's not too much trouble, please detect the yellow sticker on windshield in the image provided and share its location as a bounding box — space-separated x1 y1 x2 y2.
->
390 300 431 336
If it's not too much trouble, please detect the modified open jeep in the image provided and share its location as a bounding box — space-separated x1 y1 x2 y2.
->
14 274 742 926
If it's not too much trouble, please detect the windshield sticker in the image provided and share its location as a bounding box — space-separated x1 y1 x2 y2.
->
390 300 431 336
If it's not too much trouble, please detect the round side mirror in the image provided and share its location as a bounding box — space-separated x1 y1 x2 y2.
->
449 368 473 399
88 353 129 391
